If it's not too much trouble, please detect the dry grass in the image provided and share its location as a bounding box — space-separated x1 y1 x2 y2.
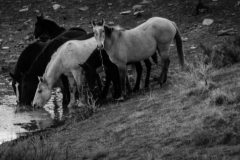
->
201 35 240 69
0 134 62 160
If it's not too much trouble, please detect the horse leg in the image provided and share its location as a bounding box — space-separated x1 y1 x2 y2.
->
143 59 152 88
133 62 142 92
158 44 171 86
96 73 103 92
104 61 121 99
72 69 85 107
60 75 70 105
116 63 127 100
67 76 77 107
126 75 132 93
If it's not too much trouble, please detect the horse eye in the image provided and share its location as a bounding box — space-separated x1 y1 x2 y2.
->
38 90 41 93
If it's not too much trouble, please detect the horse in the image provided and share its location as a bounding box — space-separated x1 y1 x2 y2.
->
35 13 159 92
34 13 86 41
9 41 47 104
20 29 87 105
32 37 99 108
9 14 87 105
92 17 184 100
32 35 140 108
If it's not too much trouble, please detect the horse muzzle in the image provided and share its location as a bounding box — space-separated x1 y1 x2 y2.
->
32 103 40 108
97 44 104 50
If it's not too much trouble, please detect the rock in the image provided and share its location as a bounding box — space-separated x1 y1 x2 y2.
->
79 6 89 11
24 19 32 24
212 0 218 1
108 3 112 6
120 10 131 15
53 4 61 10
134 11 144 17
140 0 150 4
132 4 143 11
202 18 214 25
24 35 30 40
18 40 25 45
108 22 114 25
0 39 3 44
182 37 188 42
19 7 28 12
8 37 13 42
217 28 238 36
235 1 240 7
35 10 40 13
2 47 9 50
190 45 197 50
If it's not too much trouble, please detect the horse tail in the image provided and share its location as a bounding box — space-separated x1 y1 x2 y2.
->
172 22 184 70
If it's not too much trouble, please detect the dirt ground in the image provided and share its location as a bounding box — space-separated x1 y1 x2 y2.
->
1 0 240 159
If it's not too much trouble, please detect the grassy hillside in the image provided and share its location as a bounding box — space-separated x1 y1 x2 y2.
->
1 0 240 159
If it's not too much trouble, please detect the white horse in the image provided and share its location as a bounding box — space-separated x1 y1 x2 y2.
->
92 17 184 100
32 37 97 108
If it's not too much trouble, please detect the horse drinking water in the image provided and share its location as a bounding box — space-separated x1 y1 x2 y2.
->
32 37 99 108
92 17 184 100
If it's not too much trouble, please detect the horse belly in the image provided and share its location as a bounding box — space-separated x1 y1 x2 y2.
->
125 35 157 63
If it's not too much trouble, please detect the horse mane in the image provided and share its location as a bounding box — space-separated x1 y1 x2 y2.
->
69 27 87 34
104 25 125 38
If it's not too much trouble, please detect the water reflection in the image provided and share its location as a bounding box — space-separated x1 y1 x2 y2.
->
0 76 69 144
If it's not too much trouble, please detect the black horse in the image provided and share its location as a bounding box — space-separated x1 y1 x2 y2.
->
20 29 87 105
10 41 47 104
9 13 87 105
34 13 86 41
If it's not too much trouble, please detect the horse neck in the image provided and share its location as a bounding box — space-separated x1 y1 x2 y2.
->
47 25 66 39
44 56 63 89
27 40 63 77
104 29 121 52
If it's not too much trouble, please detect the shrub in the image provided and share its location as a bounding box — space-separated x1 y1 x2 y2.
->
201 35 240 69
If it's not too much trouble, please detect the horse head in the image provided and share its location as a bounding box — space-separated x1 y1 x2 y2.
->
9 72 21 104
21 73 39 105
34 13 46 39
92 19 106 50
32 76 52 108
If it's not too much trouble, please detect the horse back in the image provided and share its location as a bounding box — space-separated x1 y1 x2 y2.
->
13 41 46 81
134 17 176 42
60 38 97 66
27 29 88 76
57 28 87 40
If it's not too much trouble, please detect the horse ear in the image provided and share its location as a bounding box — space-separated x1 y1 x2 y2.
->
91 20 96 27
9 72 15 80
40 13 44 18
36 13 44 21
101 19 105 25
38 76 44 82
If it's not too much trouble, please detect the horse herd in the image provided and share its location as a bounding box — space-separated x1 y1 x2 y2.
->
9 14 184 108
